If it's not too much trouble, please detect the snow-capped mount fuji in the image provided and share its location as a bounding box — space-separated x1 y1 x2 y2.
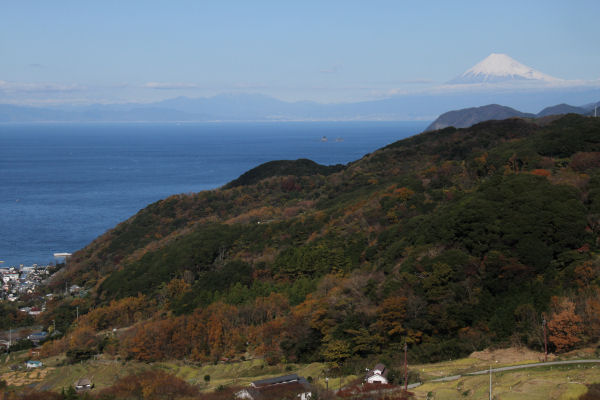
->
449 53 561 85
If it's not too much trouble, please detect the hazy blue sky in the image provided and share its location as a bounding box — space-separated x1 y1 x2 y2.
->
1 0 599 104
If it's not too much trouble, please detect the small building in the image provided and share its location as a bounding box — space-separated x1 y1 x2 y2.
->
69 284 82 294
5 272 19 282
250 374 304 388
75 377 93 392
27 331 48 343
26 360 43 369
236 374 312 400
366 363 389 384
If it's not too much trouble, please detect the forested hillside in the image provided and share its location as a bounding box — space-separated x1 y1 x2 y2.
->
43 114 600 369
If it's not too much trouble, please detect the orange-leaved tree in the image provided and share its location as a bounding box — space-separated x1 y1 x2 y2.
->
547 297 583 352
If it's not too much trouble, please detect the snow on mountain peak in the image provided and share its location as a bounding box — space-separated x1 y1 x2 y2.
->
449 53 560 84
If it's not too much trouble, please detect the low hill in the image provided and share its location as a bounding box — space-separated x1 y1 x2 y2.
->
425 104 535 131
537 103 588 117
223 158 344 189
46 114 600 370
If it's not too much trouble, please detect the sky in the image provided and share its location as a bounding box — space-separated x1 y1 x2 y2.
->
1 0 599 105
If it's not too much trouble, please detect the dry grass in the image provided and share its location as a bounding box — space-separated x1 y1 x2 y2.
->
411 363 600 399
414 347 561 380
158 359 357 392
1 368 54 386
469 347 550 364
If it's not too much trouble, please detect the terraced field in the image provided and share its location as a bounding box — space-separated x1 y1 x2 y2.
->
1 347 599 399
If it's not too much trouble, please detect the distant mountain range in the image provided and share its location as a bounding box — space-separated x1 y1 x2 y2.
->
426 102 598 131
2 54 599 123
2 92 599 124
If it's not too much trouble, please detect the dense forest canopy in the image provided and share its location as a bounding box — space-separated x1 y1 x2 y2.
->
42 114 600 368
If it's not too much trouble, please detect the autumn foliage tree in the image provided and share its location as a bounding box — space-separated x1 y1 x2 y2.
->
120 302 244 362
79 294 153 331
374 296 407 340
97 370 198 400
547 297 583 352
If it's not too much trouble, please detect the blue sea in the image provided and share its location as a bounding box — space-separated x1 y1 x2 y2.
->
0 121 428 266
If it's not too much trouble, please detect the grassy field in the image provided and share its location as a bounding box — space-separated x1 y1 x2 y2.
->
0 351 355 393
157 358 357 391
411 363 600 400
1 351 149 391
1 348 599 399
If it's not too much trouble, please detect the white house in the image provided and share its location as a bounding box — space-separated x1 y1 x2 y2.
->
366 363 389 384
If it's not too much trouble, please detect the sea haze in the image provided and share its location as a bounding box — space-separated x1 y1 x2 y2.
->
0 121 428 266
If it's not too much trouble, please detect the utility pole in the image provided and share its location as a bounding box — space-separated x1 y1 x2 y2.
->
404 342 408 391
542 317 548 362
8 327 11 352
76 306 79 322
489 365 492 400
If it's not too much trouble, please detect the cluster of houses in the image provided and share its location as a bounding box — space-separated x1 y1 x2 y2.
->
0 329 52 352
0 264 51 303
234 363 390 399
0 264 83 307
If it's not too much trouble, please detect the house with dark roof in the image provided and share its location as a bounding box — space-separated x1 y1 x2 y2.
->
27 331 48 344
236 374 312 400
366 363 389 384
75 377 93 392
251 374 305 388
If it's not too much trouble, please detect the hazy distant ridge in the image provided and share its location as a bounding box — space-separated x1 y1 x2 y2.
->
426 101 598 131
2 90 600 123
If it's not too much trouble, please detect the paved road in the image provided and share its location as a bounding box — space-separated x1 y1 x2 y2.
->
430 375 462 382
467 359 600 375
409 359 600 388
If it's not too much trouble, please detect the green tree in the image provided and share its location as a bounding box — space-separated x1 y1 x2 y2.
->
321 339 352 365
